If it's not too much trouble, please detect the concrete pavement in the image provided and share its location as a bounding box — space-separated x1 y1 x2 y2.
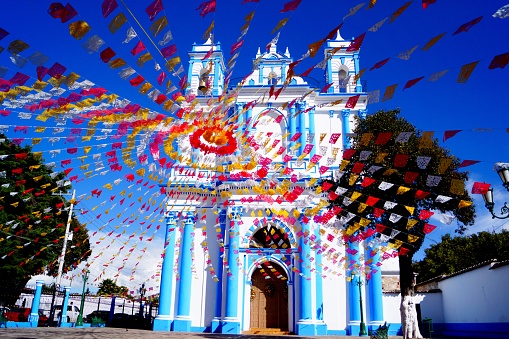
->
0 327 404 339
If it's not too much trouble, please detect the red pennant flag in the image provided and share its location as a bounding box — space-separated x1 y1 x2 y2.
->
458 159 480 168
320 82 334 93
36 66 48 81
352 162 366 174
346 32 366 52
197 0 216 18
419 210 434 220
423 223 437 234
100 47 116 63
375 132 392 145
48 3 78 23
300 64 315 77
394 154 409 168
404 171 419 184
403 76 424 90
361 177 376 187
453 16 483 35
129 75 145 87
342 149 356 159
146 0 163 21
370 58 390 71
373 208 385 218
280 0 302 12
202 47 214 60
471 182 490 194
241 0 260 3
422 0 436 9
102 0 118 18
376 223 387 233
399 247 411 256
345 94 361 109
488 52 509 70
415 190 430 200
366 196 380 206
443 130 462 142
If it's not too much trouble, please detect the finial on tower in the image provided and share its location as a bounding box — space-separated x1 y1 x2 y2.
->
205 33 213 45
335 29 345 41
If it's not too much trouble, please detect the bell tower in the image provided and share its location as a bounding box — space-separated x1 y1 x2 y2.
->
187 35 226 96
324 30 363 94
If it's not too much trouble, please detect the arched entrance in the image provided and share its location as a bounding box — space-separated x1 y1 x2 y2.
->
248 223 291 332
250 264 288 330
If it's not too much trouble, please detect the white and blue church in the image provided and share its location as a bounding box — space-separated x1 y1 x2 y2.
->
152 31 402 336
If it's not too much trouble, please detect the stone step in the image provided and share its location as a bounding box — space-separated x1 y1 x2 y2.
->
242 328 290 335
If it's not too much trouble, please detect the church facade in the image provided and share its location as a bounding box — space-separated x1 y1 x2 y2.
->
152 32 401 336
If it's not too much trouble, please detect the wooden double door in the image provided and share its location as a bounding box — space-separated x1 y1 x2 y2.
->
250 268 288 330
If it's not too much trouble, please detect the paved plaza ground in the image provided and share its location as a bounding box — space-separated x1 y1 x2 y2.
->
0 327 404 339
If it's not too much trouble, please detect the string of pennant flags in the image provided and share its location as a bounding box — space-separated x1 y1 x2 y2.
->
0 0 508 292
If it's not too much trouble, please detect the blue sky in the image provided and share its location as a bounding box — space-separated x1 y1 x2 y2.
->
0 0 508 291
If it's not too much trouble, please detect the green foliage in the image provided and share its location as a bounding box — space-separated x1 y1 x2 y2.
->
97 278 129 297
0 134 90 305
321 109 476 295
413 230 509 282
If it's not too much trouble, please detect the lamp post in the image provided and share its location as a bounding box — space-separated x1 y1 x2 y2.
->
351 273 367 336
483 163 509 219
75 269 89 326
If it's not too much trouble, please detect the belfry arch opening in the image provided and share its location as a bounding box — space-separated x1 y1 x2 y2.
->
249 223 291 249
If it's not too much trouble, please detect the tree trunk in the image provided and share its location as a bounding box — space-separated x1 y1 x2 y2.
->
399 254 423 339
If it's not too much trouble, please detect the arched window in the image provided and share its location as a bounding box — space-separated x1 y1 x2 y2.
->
268 71 278 85
338 68 349 93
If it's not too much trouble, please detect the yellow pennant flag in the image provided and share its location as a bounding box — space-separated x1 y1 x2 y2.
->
457 61 479 83
458 200 472 209
408 234 419 243
438 157 452 174
271 18 289 34
351 191 362 201
69 21 91 40
397 186 410 195
404 206 415 215
382 84 398 101
406 219 418 230
422 32 446 51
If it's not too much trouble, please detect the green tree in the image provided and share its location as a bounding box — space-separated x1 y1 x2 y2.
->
0 134 91 305
321 109 475 338
97 278 129 297
414 230 509 282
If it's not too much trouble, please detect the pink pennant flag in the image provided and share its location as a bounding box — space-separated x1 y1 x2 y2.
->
197 0 216 18
131 41 146 56
453 16 483 35
488 52 509 70
443 130 462 142
280 0 302 13
422 0 436 9
345 94 360 109
458 159 480 168
102 0 118 18
146 0 163 21
161 44 177 58
370 58 390 71
329 133 341 144
346 32 366 52
403 76 424 90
